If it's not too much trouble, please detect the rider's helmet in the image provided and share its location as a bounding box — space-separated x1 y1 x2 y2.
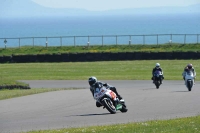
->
88 76 97 86
187 64 193 69
155 63 160 69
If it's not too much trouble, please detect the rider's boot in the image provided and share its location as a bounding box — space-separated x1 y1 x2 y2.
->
152 77 155 83
96 102 102 108
117 95 123 101
113 100 118 108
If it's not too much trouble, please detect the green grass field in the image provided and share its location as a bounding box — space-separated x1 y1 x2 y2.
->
0 60 199 84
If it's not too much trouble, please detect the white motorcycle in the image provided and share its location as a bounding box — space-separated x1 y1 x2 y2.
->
93 85 128 114
184 70 195 91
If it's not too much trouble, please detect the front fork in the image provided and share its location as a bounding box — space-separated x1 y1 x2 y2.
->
185 79 194 86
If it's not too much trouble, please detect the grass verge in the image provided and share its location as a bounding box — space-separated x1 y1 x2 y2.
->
25 115 200 133
0 44 200 56
0 88 76 100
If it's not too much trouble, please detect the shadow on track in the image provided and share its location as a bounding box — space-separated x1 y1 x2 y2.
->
65 113 111 117
78 113 111 116
172 91 189 92
142 88 158 90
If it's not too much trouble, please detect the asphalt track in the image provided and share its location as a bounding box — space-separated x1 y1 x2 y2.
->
0 80 200 133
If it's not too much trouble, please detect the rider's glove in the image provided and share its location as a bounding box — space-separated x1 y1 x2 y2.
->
103 83 108 86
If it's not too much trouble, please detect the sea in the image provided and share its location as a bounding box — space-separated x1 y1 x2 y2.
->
0 14 200 48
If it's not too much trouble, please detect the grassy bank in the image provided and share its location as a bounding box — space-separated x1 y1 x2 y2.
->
0 88 77 100
26 115 200 133
0 43 200 56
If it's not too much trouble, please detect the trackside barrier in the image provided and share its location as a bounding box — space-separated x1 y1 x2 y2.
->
0 52 200 63
0 34 199 48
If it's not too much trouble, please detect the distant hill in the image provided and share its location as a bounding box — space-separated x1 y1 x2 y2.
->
0 0 200 18
0 0 89 18
105 4 200 15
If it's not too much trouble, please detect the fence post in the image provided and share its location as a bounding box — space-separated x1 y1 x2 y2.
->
129 36 131 45
88 36 90 47
116 35 117 45
102 36 103 46
60 37 62 46
46 37 48 48
33 37 34 47
184 34 186 44
19 38 20 48
170 34 172 42
143 35 145 45
157 35 158 45
74 36 76 47
4 39 7 49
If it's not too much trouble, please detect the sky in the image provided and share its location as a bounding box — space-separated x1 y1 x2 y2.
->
31 0 200 11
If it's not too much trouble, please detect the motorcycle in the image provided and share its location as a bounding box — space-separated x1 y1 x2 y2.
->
93 85 128 114
184 70 194 91
153 70 163 89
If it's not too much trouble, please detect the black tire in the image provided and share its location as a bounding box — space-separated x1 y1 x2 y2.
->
187 81 192 91
102 99 116 114
155 80 160 89
120 104 128 113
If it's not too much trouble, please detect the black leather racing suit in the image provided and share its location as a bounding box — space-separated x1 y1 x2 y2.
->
152 67 164 82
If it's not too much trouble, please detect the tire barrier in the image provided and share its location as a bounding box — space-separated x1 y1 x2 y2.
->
0 85 31 90
0 52 200 63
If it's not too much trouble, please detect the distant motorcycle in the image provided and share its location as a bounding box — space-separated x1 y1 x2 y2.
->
184 70 194 91
153 70 163 89
93 85 128 114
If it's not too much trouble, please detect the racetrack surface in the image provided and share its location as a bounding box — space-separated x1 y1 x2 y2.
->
0 80 200 133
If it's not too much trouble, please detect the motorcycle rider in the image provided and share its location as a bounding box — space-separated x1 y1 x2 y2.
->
182 64 196 84
88 76 124 107
152 63 164 84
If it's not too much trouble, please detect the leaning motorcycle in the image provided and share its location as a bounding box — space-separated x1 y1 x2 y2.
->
93 85 128 114
153 70 163 89
184 70 194 91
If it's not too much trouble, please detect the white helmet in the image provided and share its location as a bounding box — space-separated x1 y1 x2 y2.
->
155 63 160 69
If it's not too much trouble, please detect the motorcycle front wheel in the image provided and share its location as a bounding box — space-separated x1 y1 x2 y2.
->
102 99 116 114
187 80 192 91
155 80 160 89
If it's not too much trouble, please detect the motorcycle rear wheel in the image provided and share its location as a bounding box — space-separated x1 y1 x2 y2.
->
120 104 128 113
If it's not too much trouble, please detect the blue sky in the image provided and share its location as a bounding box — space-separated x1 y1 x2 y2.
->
31 0 200 11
